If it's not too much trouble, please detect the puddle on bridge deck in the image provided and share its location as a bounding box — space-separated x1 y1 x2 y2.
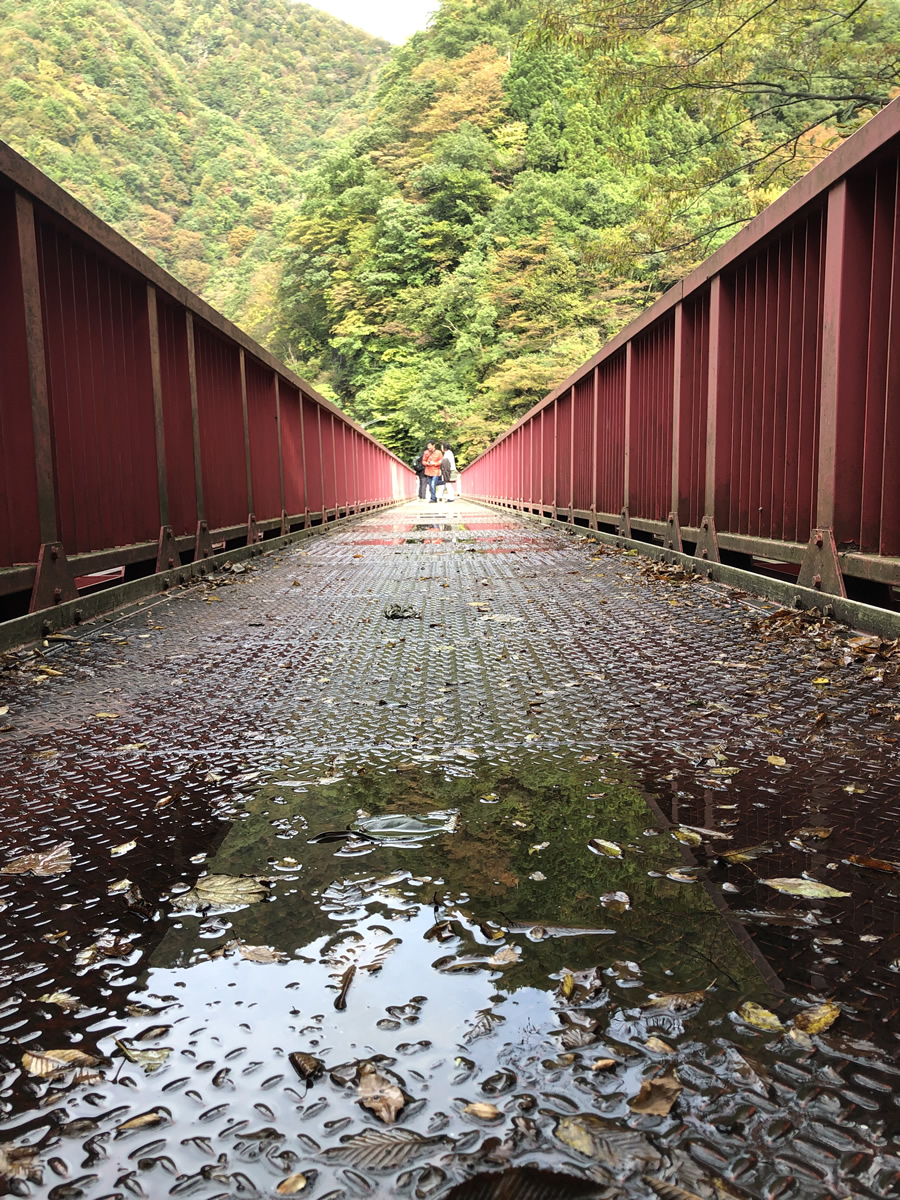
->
1 750 898 1199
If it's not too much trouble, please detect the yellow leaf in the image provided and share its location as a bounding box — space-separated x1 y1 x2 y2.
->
94 711 120 719
792 1001 840 1034
767 755 786 766
587 838 622 858
277 1175 308 1195
812 677 830 685
628 1070 682 1115
762 877 850 899
590 1058 617 1071
110 840 137 857
737 1002 783 1032
115 1108 170 1132
645 1037 675 1054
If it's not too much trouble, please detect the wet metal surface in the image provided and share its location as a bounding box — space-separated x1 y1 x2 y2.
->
1 500 899 1198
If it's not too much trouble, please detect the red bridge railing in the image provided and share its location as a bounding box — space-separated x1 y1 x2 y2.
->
0 140 414 623
463 100 900 608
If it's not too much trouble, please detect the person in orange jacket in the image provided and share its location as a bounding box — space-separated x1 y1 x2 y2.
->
423 442 443 502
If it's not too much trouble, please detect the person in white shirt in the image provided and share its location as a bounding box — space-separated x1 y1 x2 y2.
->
440 444 458 501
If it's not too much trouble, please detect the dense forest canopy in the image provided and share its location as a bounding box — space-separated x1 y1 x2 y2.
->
2 0 898 463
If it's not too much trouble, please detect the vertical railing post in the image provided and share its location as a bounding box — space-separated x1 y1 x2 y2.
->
185 312 211 559
16 194 57 548
671 301 683 519
146 285 169 529
299 394 309 523
816 179 870 541
622 340 633 534
239 349 253 515
590 366 599 528
16 192 79 610
275 373 287 532
698 273 734 561
568 385 575 520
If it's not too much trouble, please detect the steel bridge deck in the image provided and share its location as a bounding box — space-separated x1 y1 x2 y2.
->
0 500 898 1199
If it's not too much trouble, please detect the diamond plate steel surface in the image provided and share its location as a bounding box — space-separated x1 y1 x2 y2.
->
1 499 898 1199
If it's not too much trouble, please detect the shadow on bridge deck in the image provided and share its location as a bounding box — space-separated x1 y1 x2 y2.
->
1 501 898 1198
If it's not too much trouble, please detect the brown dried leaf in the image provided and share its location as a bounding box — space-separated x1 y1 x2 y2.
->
115 1108 170 1132
22 1048 99 1077
1 841 73 876
486 945 520 968
463 1101 502 1120
114 1039 172 1072
644 990 707 1013
789 826 833 840
0 1143 43 1184
628 1070 682 1115
289 1052 324 1082
37 991 83 1012
358 1061 405 1124
645 1037 675 1054
848 854 899 873
235 942 289 964
171 873 269 911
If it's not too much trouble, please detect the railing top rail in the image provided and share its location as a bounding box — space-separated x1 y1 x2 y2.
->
0 138 410 470
464 95 900 470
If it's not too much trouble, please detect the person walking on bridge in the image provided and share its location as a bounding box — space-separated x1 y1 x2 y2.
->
440 443 458 501
412 447 428 500
423 441 443 502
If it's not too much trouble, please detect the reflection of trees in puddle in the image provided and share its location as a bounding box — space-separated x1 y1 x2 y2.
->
6 753 900 1196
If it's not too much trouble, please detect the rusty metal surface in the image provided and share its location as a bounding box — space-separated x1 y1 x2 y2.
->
1 500 899 1198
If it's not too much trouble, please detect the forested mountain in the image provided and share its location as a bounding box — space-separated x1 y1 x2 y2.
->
274 0 900 460
2 0 898 462
0 0 389 333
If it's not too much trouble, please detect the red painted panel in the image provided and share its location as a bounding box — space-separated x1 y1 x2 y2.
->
280 381 304 514
0 191 41 566
193 321 247 530
594 351 626 517
321 413 336 511
629 318 675 522
555 391 572 510
37 220 159 554
678 292 709 528
572 375 593 511
540 409 554 506
245 356 281 520
157 300 197 537
303 396 323 512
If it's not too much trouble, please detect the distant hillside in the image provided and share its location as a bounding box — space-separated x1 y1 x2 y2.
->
0 0 390 339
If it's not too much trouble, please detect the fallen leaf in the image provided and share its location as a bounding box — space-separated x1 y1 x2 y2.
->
553 1115 662 1169
672 829 701 846
358 1061 405 1124
76 933 136 965
591 1058 617 1071
487 945 521 967
528 870 546 881
628 1070 682 1115
22 1048 99 1077
812 677 830 685
289 1052 324 1082
171 873 269 911
235 942 288 964
114 1039 172 1072
792 1000 840 1034
94 711 119 719
766 755 787 766
721 843 775 864
115 1108 170 1132
644 990 707 1013
644 1037 675 1054
789 827 833 840
600 890 630 912
320 1128 433 1170
0 1143 42 1184
277 1174 308 1195
588 838 623 858
108 878 132 893
1 841 73 876
737 1002 783 1031
762 877 850 899
848 854 899 873
666 868 698 884
110 840 137 856
843 783 867 795
37 991 83 1012
788 1027 814 1049
709 767 740 776
463 1101 501 1120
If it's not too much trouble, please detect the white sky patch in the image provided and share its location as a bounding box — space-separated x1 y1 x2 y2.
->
307 0 437 44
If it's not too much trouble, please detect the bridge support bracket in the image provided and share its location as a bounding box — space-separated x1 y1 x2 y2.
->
247 513 262 546
29 542 78 613
694 515 720 564
194 521 213 561
589 506 598 532
665 512 683 553
280 510 290 536
155 526 181 574
797 528 846 598
618 508 631 538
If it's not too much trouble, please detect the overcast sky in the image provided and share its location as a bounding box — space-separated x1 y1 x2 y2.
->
309 1 438 43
